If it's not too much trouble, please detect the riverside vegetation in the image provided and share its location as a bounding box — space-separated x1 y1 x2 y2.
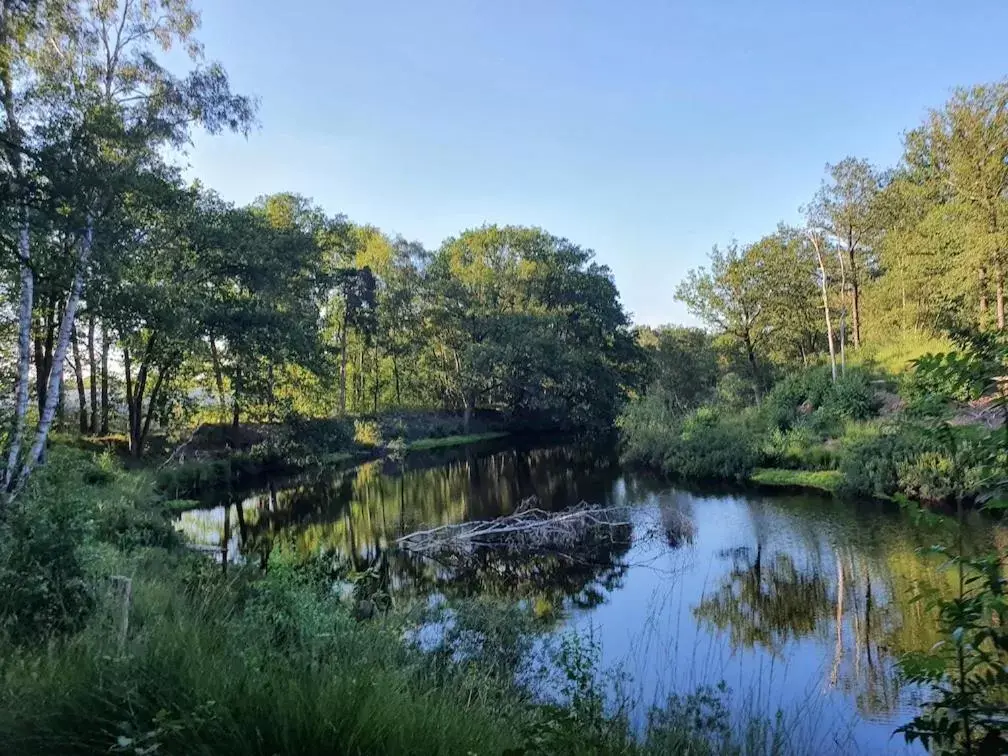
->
0 1 1007 753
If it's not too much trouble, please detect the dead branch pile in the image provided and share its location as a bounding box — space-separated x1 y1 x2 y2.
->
395 497 632 562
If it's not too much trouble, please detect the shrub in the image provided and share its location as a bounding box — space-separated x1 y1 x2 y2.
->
764 367 878 432
761 426 836 470
823 370 879 420
353 418 383 447
901 351 990 403
837 424 929 499
838 421 991 502
662 409 761 482
0 453 96 645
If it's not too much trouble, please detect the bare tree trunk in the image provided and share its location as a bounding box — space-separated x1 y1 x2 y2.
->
997 261 1005 330
839 310 847 377
836 245 848 377
87 315 98 433
848 240 861 349
980 267 988 324
100 325 110 434
810 233 837 383
743 330 760 403
56 357 65 431
123 345 136 453
15 221 94 496
4 221 33 494
72 326 88 433
208 335 227 422
231 366 241 430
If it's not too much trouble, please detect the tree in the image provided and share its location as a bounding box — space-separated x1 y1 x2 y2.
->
0 0 255 498
428 225 637 432
675 242 770 402
918 81 1008 329
807 157 884 349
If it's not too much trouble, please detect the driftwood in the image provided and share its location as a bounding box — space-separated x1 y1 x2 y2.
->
395 497 632 562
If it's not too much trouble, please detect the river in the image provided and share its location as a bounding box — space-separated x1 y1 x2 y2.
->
177 437 998 754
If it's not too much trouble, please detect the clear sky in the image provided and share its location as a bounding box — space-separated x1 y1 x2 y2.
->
182 0 1008 326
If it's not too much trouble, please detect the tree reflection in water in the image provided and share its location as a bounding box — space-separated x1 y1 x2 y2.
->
694 545 832 653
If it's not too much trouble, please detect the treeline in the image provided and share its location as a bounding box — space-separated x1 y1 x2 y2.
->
0 1 639 503
673 79 1008 396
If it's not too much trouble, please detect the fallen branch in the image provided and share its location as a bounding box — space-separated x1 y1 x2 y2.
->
395 497 632 561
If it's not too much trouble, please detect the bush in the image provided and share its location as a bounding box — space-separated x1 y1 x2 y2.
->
760 427 836 470
901 351 990 403
824 371 879 420
763 367 878 432
0 453 96 645
837 421 991 502
660 409 761 482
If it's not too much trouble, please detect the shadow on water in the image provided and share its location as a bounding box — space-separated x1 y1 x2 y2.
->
178 438 1003 754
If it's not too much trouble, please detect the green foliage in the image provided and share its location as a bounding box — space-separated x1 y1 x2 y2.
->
903 351 992 403
0 452 96 645
622 405 761 482
763 367 878 432
895 500 1008 754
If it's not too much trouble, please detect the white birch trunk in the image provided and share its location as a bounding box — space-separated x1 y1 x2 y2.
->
13 220 93 497
810 232 837 383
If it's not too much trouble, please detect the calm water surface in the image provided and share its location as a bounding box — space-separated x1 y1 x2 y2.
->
179 439 994 754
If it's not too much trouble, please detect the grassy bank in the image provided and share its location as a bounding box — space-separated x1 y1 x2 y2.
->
2 443 812 756
403 431 510 451
750 468 843 494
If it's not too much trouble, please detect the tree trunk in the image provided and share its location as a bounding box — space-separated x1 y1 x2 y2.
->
34 299 55 419
208 336 227 422
231 367 241 430
16 221 94 495
373 339 380 413
100 325 110 434
87 315 98 433
811 235 837 383
462 393 473 434
72 326 88 433
997 261 1005 330
123 346 136 454
980 267 988 323
3 220 34 495
56 358 65 431
839 310 847 377
743 330 760 403
848 245 861 349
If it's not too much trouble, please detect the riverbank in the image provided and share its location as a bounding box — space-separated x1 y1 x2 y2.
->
619 365 1001 507
153 411 516 506
0 443 799 756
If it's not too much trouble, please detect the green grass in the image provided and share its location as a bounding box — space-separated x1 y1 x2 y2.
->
750 468 843 494
404 432 510 451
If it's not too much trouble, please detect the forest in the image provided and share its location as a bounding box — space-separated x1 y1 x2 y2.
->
621 80 1008 504
0 0 640 503
0 2 1007 755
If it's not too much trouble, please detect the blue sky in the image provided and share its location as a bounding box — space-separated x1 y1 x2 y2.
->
183 0 1008 326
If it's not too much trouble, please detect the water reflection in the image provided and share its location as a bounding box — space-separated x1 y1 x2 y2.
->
177 440 1003 753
